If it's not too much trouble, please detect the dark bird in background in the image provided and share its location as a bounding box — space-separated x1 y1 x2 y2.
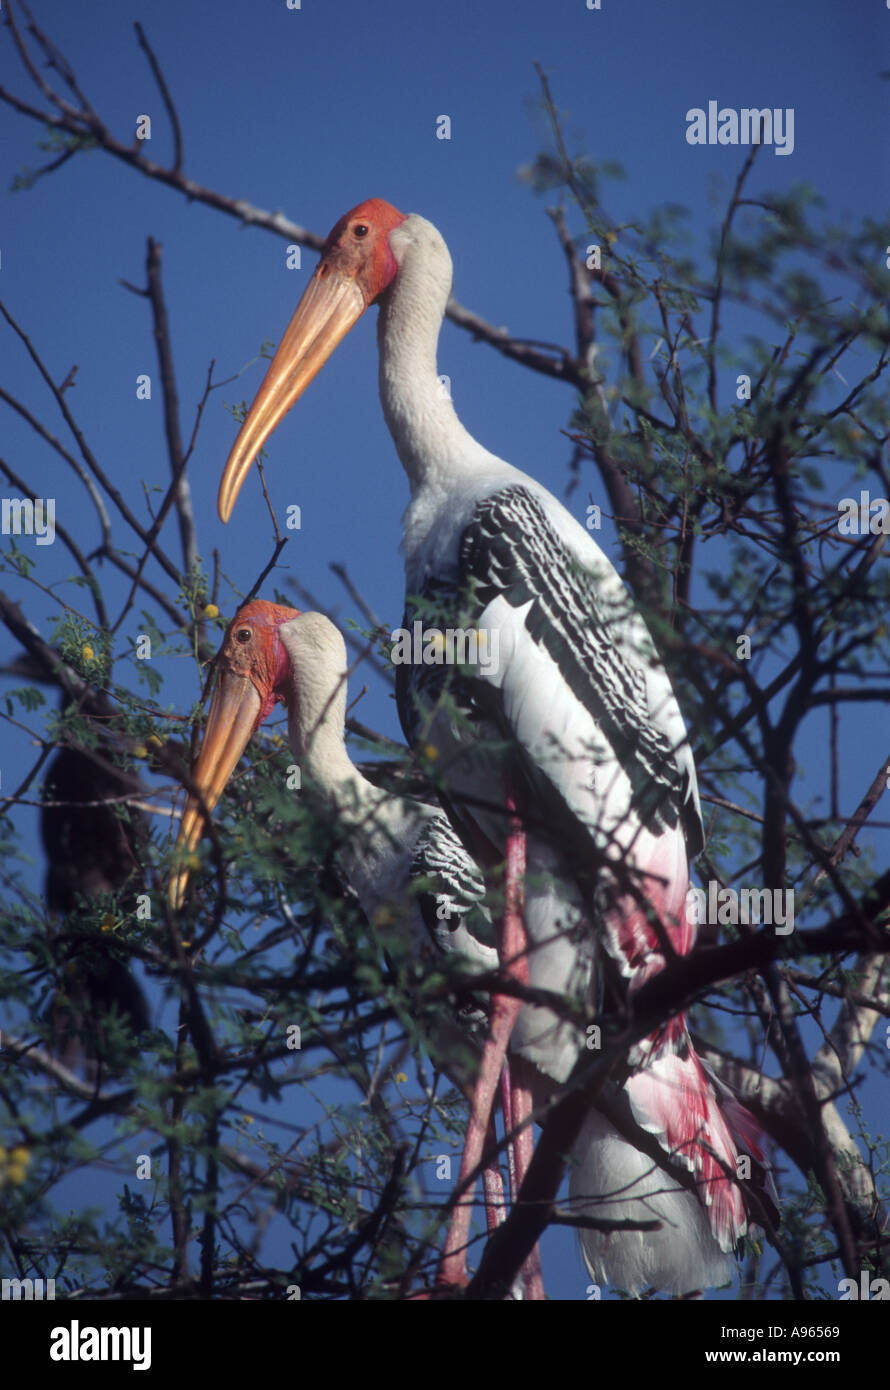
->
40 715 151 1069
1 647 151 1071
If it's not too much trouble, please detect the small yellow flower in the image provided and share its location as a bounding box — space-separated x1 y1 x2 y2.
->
148 734 164 749
394 1073 408 1085
204 604 220 619
100 914 116 933
132 744 148 759
243 1115 254 1125
5 1146 31 1186
423 743 438 761
82 645 94 662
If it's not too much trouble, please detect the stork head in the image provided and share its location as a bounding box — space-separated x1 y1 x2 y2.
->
169 599 299 911
218 198 408 524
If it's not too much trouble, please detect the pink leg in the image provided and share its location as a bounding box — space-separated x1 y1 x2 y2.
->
501 790 544 1299
500 1065 518 1203
438 780 545 1297
509 1078 545 1299
482 1116 506 1233
438 976 522 1285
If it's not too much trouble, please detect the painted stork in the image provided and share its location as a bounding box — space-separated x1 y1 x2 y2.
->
169 602 497 1026
213 201 774 1294
168 601 537 1282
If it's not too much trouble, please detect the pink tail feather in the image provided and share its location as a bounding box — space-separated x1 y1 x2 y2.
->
580 830 773 1285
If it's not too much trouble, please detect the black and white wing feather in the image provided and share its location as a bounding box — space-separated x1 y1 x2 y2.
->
398 484 702 862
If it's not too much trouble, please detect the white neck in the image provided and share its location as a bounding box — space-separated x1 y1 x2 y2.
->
279 614 368 803
278 612 424 910
377 215 486 495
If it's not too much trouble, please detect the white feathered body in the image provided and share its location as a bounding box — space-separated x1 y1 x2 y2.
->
377 214 763 1292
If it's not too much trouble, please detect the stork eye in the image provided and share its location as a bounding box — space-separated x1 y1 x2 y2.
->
353 223 369 238
235 627 252 644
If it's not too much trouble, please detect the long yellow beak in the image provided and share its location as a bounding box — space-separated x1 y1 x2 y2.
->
168 669 262 911
218 269 366 523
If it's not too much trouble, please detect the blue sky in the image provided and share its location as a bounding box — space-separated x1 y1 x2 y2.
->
1 0 887 1300
3 0 886 820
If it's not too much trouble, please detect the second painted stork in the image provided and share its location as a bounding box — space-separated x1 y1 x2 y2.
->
214 201 774 1294
169 602 531 1285
169 602 498 1034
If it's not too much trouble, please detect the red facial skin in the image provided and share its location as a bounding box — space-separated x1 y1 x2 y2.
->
317 198 407 305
